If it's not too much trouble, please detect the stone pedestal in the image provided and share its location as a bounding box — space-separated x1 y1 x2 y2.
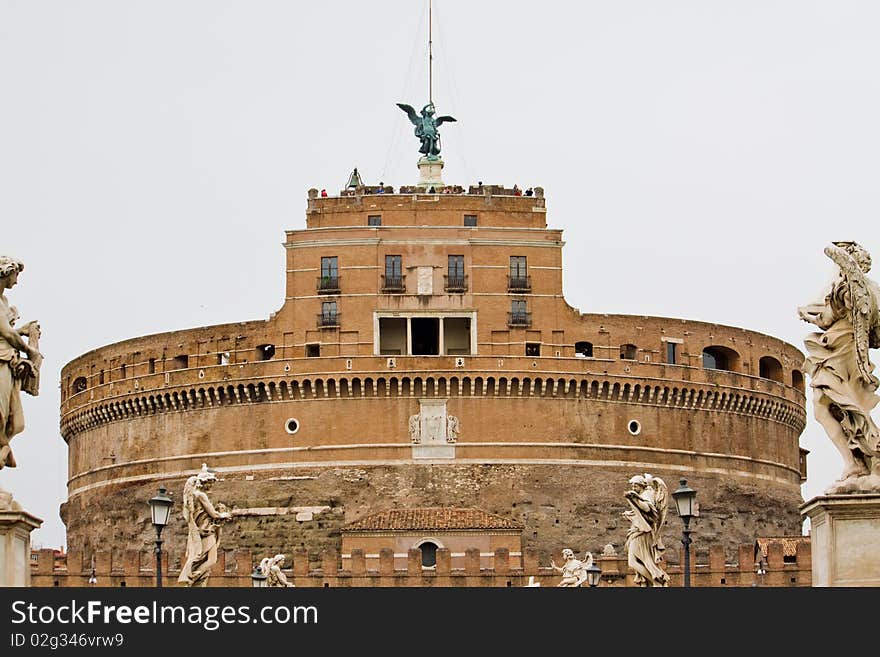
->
417 157 444 190
0 508 43 587
800 494 880 587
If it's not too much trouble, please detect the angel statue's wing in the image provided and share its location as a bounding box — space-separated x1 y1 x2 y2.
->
825 244 879 384
435 115 457 126
582 551 593 569
396 103 419 126
647 474 669 538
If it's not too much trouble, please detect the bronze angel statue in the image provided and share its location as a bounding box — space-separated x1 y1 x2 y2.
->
798 241 880 493
396 102 456 159
623 473 670 587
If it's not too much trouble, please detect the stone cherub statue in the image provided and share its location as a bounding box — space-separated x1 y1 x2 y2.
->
396 102 456 160
623 473 670 587
178 464 233 587
0 255 43 470
259 553 295 588
550 548 593 587
799 241 880 493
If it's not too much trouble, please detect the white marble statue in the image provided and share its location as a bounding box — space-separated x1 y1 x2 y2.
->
623 473 670 587
178 464 232 587
550 548 593 587
260 553 295 587
408 414 420 443
446 414 460 443
0 256 43 470
799 241 880 493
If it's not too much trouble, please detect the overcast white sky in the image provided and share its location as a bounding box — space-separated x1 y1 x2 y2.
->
1 1 878 550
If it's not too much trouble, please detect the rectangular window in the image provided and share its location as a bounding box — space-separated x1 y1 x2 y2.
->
511 299 527 315
321 256 338 278
148 358 156 374
464 214 477 227
306 344 320 358
385 255 402 278
368 215 381 226
448 255 464 278
525 343 540 356
318 256 340 293
446 255 466 292
666 342 678 365
321 301 337 320
509 256 530 291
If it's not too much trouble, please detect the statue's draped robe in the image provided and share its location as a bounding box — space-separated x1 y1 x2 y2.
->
803 281 880 463
625 491 669 586
0 297 24 468
178 494 223 587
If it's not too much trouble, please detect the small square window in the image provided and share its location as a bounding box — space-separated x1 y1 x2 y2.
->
526 343 540 357
368 215 381 226
464 214 477 227
306 344 320 358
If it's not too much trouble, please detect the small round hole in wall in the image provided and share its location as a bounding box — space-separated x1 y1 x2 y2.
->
285 418 300 434
284 364 291 372
628 420 641 436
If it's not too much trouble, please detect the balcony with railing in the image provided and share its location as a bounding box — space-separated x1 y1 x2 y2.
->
507 311 532 328
444 274 468 293
317 312 340 328
381 274 406 293
507 275 531 292
316 276 340 294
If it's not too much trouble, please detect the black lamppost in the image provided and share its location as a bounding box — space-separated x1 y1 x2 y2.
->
672 478 697 587
756 556 767 587
586 561 602 588
148 487 173 588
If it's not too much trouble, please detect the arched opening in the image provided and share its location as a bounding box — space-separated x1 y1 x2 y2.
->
418 541 439 568
72 377 87 394
575 341 593 358
759 356 784 383
702 345 740 372
619 344 637 360
792 369 805 392
255 344 275 361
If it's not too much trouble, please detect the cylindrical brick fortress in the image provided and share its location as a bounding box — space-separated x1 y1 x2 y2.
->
60 189 807 565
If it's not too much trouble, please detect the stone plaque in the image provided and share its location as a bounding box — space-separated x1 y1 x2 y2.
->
417 267 433 295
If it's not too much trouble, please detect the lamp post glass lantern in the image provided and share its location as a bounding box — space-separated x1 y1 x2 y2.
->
586 562 602 587
252 566 268 588
148 487 173 587
671 478 697 587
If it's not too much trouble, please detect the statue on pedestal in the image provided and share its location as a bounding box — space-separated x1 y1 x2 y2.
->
396 102 456 160
799 241 880 493
623 473 670 587
178 464 232 587
0 256 43 471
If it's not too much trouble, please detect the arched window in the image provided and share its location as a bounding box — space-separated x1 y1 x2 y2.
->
256 344 276 361
418 541 439 568
759 356 783 382
72 377 87 394
619 344 637 360
575 341 593 358
702 346 740 372
792 370 805 392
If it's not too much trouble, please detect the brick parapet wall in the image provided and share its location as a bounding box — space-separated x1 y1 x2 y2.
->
31 543 810 588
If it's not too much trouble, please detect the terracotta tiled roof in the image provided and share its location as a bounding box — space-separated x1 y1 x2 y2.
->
755 536 810 558
343 508 523 532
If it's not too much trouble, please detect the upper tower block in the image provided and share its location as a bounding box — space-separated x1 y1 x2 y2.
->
302 186 548 230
